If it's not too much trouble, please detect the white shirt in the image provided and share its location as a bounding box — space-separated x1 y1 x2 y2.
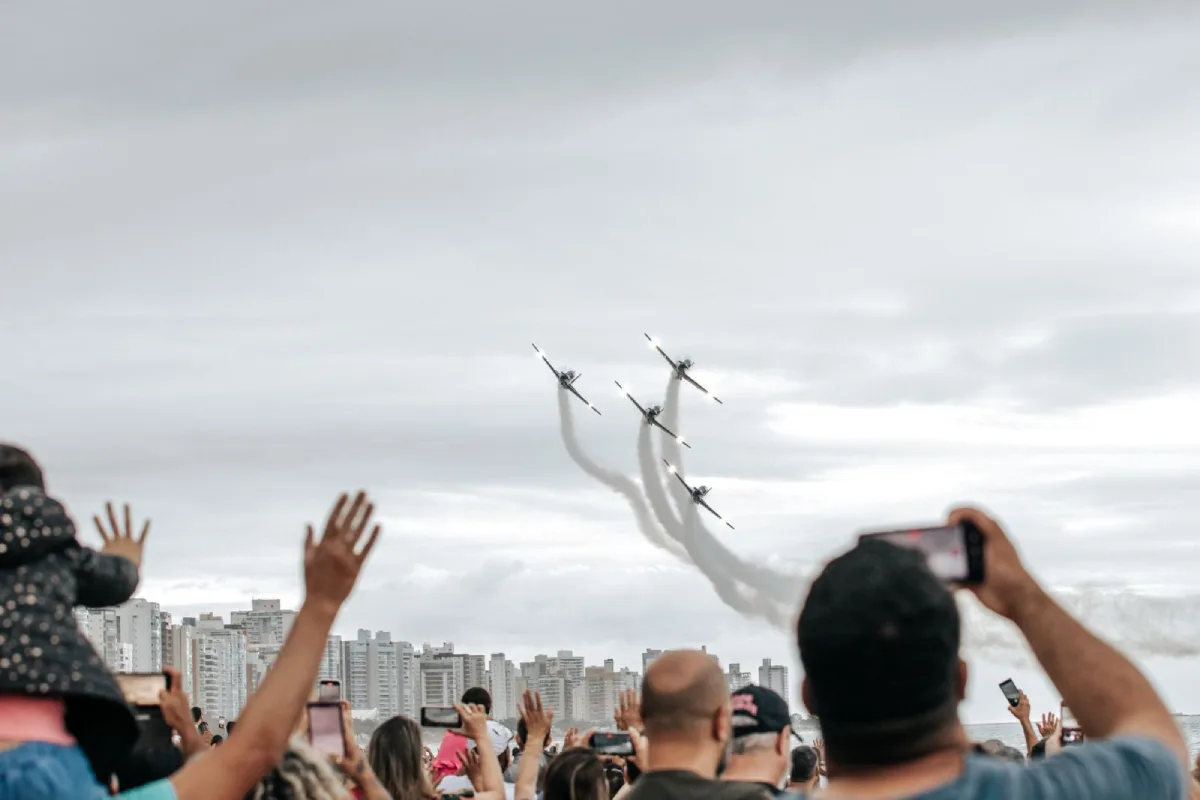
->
437 776 516 799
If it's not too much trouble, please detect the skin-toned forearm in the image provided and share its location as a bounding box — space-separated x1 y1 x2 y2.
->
1010 585 1186 763
514 733 547 800
475 744 506 794
1019 719 1039 755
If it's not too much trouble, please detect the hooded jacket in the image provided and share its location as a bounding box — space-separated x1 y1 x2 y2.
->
0 487 140 781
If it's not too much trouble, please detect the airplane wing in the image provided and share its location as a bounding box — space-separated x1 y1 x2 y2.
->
683 373 724 404
652 417 692 449
568 384 601 415
614 381 648 415
662 458 694 493
644 333 679 370
700 500 735 529
532 344 561 377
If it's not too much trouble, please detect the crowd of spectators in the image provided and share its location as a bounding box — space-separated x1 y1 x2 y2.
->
1 443 1197 799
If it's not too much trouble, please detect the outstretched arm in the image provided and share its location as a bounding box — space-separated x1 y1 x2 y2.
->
71 546 140 608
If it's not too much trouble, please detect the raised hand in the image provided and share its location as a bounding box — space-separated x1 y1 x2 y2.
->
564 728 594 751
93 502 150 570
1037 712 1059 738
456 703 490 745
304 492 382 612
519 691 552 743
1008 691 1032 722
616 689 643 732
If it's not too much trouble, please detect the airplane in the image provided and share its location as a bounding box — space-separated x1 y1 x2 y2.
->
614 381 692 448
662 458 734 529
644 334 723 404
532 344 601 415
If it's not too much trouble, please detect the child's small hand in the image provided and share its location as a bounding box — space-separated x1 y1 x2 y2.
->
93 502 150 570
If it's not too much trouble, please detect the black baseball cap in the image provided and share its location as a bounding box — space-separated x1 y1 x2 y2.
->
730 685 791 738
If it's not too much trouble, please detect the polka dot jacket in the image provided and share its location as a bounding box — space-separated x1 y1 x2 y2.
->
0 487 139 780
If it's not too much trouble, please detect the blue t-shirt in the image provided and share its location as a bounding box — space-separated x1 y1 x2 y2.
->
790 737 1188 799
117 778 178 800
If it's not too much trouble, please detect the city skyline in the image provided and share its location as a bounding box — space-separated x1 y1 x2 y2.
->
78 596 793 725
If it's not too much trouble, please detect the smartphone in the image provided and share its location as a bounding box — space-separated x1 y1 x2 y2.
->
318 680 341 702
590 732 634 757
1061 703 1083 744
858 521 985 584
998 679 1021 707
115 672 171 706
420 706 462 728
307 702 347 757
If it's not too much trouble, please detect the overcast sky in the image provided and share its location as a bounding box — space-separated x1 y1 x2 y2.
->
3 2 1200 723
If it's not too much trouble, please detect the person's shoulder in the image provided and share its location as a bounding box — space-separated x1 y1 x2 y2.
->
1008 737 1187 798
117 778 178 800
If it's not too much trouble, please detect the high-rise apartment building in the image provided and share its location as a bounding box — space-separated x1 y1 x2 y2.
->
548 650 585 681
115 598 163 672
583 666 616 722
160 611 173 671
194 614 248 721
488 654 517 720
169 621 199 700
726 662 751 692
369 632 402 718
231 599 296 647
319 636 343 686
341 630 408 716
536 673 567 719
76 607 122 671
420 656 461 707
758 658 789 705
398 641 417 718
641 649 662 675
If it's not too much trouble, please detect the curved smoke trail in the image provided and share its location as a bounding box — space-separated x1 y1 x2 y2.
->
556 390 690 563
645 376 801 605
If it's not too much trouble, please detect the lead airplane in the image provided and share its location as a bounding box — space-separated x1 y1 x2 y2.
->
662 458 734 529
644 334 723 404
533 344 600 414
614 381 692 448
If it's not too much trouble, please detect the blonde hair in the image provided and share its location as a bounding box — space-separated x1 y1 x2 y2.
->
245 737 351 800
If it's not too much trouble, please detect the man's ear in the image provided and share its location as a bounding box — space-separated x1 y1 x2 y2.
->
777 728 790 756
713 702 733 744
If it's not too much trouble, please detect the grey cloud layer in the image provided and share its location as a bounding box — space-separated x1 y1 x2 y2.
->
3 0 1200 698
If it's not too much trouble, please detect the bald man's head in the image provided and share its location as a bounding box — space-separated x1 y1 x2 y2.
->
642 650 730 738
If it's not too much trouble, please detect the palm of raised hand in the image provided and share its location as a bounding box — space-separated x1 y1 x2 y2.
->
1037 713 1059 738
94 502 150 569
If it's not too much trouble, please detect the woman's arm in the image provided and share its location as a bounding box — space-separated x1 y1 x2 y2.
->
170 492 382 800
514 692 552 800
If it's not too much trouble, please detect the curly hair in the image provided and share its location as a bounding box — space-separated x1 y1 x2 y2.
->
244 738 351 800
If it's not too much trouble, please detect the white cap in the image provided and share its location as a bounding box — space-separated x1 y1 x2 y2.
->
467 720 514 756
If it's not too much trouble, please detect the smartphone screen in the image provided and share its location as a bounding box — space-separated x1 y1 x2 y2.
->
420 706 462 728
318 680 341 703
115 673 169 706
999 679 1021 707
307 703 346 757
858 523 983 583
590 732 634 757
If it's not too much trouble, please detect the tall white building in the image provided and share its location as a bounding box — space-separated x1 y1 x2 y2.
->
341 630 407 717
76 607 122 671
195 614 248 721
115 598 163 672
319 636 343 685
758 658 789 705
726 662 752 692
231 599 296 647
548 650 585 681
420 656 462 707
488 654 517 720
398 641 417 718
169 622 199 700
641 649 663 675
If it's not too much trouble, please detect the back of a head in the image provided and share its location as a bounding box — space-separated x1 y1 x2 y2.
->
0 444 44 493
191 707 203 724
641 650 729 741
113 743 185 792
246 739 350 800
790 745 819 784
542 748 608 800
369 716 433 800
797 539 962 767
461 686 492 715
975 739 1025 764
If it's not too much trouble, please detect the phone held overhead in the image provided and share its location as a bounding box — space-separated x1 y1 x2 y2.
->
420 706 462 728
307 701 347 757
589 732 634 757
998 679 1022 707
858 520 985 584
115 672 174 746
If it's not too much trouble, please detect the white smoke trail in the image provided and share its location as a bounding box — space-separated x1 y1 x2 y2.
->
681 501 793 628
556 390 690 563
645 376 801 605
